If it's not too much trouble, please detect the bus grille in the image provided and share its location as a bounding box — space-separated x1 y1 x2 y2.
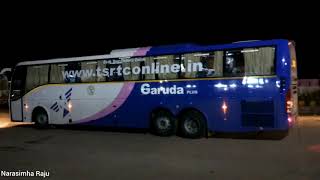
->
241 100 275 128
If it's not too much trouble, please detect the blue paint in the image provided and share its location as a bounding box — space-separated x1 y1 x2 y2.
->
65 88 72 96
78 40 292 133
50 102 58 109
63 108 69 118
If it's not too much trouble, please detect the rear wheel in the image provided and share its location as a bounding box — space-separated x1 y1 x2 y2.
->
33 108 48 129
151 110 176 136
179 110 206 138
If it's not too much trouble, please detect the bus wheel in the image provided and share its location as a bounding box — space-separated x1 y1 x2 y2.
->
151 110 176 136
179 110 206 138
33 108 48 129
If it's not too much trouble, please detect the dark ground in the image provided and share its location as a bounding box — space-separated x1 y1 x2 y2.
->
0 107 319 180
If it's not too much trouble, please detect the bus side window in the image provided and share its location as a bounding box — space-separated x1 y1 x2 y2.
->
122 58 141 81
156 55 179 80
97 60 107 82
243 47 275 76
97 59 124 82
181 53 199 78
64 62 81 83
25 65 49 92
182 51 223 78
224 47 275 77
50 64 67 83
81 61 98 82
144 57 156 80
108 63 124 82
11 66 27 100
224 50 245 77
199 51 223 78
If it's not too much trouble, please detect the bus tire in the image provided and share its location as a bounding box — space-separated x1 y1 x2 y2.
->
33 108 49 129
179 110 206 139
151 110 176 136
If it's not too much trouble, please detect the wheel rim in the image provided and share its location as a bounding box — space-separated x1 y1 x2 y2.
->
37 114 47 125
184 118 199 134
156 117 171 130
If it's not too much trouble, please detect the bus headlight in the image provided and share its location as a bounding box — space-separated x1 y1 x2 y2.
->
68 102 72 109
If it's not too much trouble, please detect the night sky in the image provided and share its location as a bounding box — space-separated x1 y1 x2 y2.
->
1 4 319 78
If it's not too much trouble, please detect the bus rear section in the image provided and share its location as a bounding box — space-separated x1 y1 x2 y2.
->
287 41 298 126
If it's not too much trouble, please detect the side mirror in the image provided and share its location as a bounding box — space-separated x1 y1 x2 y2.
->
11 89 21 100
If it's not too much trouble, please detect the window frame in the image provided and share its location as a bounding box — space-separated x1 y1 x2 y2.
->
25 64 50 92
16 45 277 88
10 65 27 100
222 45 277 77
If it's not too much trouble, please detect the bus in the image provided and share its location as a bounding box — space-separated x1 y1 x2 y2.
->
9 39 298 139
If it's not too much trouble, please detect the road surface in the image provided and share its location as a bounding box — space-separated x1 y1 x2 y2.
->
0 108 319 180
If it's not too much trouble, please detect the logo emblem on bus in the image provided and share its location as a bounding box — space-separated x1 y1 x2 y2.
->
50 87 72 118
87 85 95 95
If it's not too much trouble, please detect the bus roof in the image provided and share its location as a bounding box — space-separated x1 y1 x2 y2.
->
16 39 288 66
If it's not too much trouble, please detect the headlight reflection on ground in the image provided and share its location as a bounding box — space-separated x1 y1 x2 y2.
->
0 117 32 129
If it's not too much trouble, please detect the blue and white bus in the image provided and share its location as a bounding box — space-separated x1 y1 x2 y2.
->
9 39 297 138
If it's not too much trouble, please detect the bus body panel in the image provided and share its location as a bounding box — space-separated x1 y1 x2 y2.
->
20 76 287 133
10 99 23 121
23 83 134 126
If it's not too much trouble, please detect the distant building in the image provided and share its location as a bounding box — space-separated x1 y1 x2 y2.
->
298 79 320 115
298 79 320 94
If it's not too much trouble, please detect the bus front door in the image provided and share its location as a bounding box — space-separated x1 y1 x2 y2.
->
9 66 26 122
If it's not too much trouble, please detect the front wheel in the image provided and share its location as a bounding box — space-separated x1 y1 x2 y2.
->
33 109 49 129
179 110 206 138
151 110 176 136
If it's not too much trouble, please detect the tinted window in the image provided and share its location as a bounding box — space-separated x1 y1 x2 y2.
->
25 65 49 92
50 63 66 83
11 66 27 91
143 57 156 80
224 47 275 77
80 61 98 82
96 60 107 82
105 59 124 82
64 62 81 83
122 58 141 81
181 51 223 78
46 47 275 84
51 62 82 83
155 55 179 80
123 55 180 81
224 50 245 77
